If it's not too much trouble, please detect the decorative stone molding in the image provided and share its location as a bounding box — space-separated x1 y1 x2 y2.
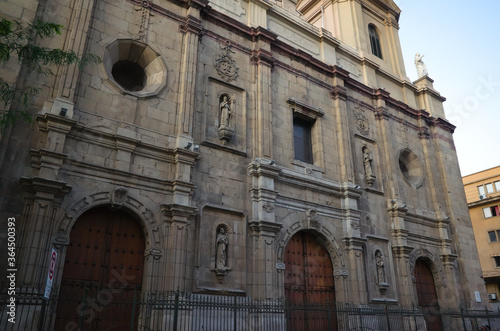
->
334 269 349 279
144 247 162 260
262 203 275 213
287 97 324 120
111 186 128 209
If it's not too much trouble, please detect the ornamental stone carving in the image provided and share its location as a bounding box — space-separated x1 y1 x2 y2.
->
362 146 375 186
217 93 235 144
215 41 239 82
354 106 369 136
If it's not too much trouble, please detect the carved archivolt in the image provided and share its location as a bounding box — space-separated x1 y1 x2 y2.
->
276 210 345 271
408 248 446 288
57 188 161 251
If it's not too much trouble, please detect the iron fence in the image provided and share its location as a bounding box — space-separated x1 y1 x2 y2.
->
1 285 500 330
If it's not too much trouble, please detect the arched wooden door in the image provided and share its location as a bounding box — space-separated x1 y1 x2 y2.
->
414 259 443 331
55 207 145 331
284 231 336 331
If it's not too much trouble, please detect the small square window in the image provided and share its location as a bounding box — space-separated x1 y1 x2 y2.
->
478 186 486 196
484 207 493 218
486 183 495 194
489 231 498 242
495 181 500 191
494 256 500 268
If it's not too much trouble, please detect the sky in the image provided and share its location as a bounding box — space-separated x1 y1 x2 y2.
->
395 1 500 176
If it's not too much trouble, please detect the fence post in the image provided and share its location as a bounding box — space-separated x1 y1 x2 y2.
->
233 295 237 331
460 307 467 331
485 306 491 329
130 291 137 331
173 289 180 331
411 303 417 331
79 288 88 331
385 300 391 331
326 298 332 330
38 298 47 331
358 304 363 330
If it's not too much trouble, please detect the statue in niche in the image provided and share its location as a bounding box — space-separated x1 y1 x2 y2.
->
215 227 229 270
375 250 386 284
218 94 235 144
219 95 232 128
362 146 375 186
414 53 428 78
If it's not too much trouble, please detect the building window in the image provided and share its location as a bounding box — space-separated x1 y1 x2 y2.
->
494 256 500 268
489 230 500 243
484 205 500 218
486 183 495 194
369 24 383 59
495 181 500 191
293 117 313 164
478 185 486 196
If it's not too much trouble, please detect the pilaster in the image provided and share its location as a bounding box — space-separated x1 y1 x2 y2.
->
44 0 99 118
388 199 414 306
18 177 71 287
176 14 204 144
343 237 367 304
247 158 282 298
172 148 200 206
331 67 354 183
251 27 276 159
160 203 198 292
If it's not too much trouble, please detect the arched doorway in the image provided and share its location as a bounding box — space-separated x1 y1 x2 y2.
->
414 258 443 331
284 231 336 330
55 207 145 330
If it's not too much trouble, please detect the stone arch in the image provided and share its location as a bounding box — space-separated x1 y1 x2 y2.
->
409 248 446 288
276 209 345 272
55 204 148 330
54 188 162 254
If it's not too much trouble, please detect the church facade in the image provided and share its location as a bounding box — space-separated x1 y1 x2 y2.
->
0 0 488 329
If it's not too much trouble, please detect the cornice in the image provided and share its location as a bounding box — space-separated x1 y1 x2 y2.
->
467 195 500 208
250 48 275 67
287 97 325 119
431 117 456 134
179 15 204 35
20 176 72 198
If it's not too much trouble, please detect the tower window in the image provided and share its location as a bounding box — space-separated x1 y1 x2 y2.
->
293 117 313 164
369 24 383 59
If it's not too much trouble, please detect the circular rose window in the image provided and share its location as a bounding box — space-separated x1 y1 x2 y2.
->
398 149 424 188
103 39 167 97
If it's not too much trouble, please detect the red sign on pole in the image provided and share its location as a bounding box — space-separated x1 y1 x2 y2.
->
44 248 57 299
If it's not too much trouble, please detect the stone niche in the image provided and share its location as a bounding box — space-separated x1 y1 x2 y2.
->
365 239 396 302
354 135 383 193
195 205 247 294
202 77 247 154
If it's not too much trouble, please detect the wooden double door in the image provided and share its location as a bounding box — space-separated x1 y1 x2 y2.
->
55 207 145 331
284 231 337 331
414 259 444 331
